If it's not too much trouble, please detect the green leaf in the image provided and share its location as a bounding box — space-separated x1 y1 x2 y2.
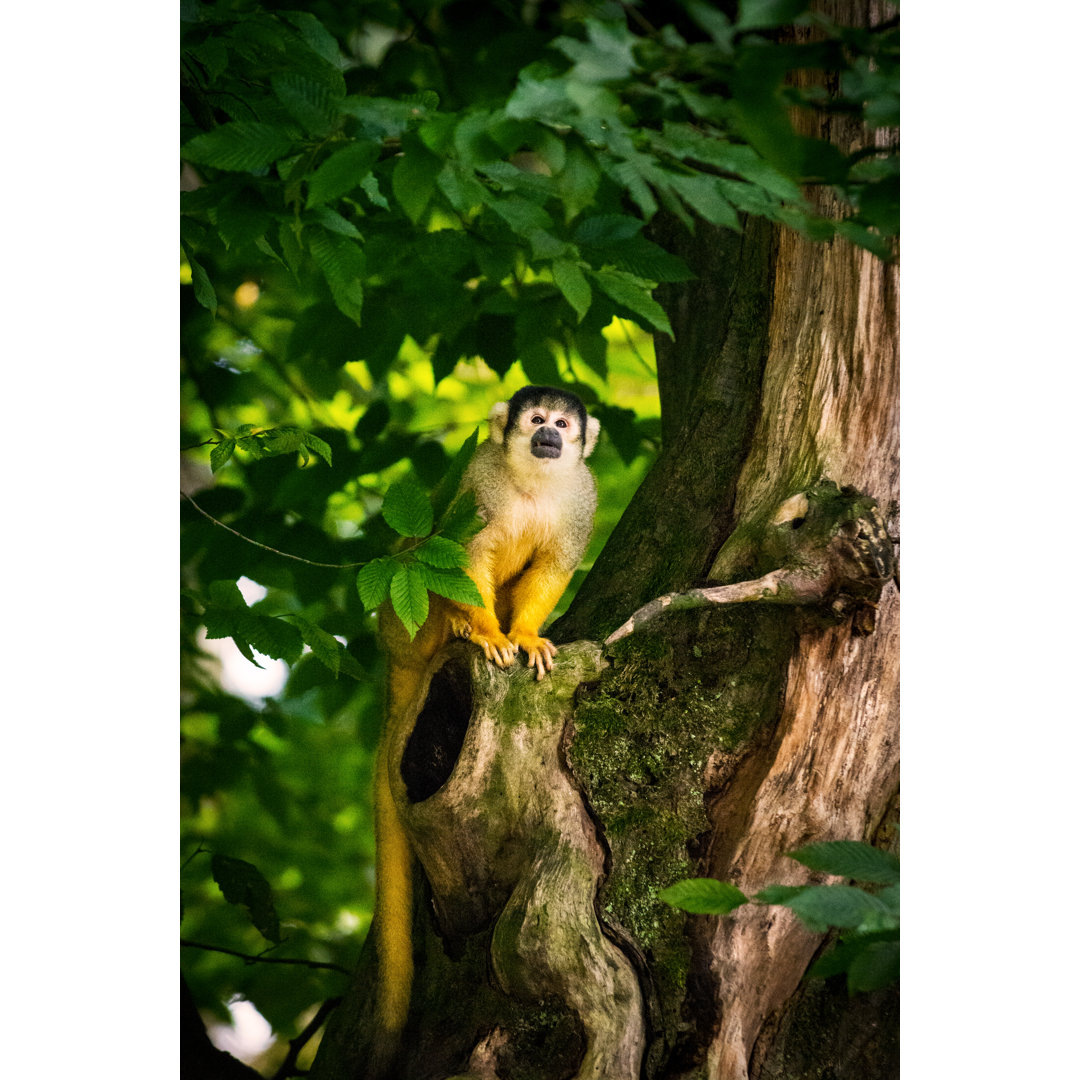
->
210 439 236 473
415 536 470 570
437 159 488 215
555 143 601 222
184 249 217 316
311 205 363 239
207 580 247 610
554 20 637 84
782 885 893 933
280 10 342 66
306 141 381 208
291 616 341 677
506 65 575 125
356 557 397 610
242 613 304 664
752 884 807 905
788 841 899 885
183 122 296 172
487 194 553 234
271 70 339 136
210 853 282 943
300 431 333 467
438 491 485 545
736 0 811 31
552 259 592 322
667 172 740 230
390 562 429 639
381 478 434 538
659 878 749 915
307 227 365 326
589 268 672 336
574 214 642 245
417 564 483 607
391 136 442 224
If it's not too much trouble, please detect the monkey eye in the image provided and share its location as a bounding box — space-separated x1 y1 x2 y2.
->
555 418 567 428
530 414 544 424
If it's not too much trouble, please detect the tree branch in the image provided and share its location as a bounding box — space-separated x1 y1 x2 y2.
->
180 938 352 977
604 569 824 645
181 492 367 568
270 997 342 1080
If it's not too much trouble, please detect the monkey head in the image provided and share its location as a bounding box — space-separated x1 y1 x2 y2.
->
488 386 600 476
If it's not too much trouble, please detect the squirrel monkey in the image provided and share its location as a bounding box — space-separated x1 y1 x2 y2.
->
372 386 600 1065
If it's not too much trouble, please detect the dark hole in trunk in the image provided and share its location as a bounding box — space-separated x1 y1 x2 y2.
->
401 656 473 802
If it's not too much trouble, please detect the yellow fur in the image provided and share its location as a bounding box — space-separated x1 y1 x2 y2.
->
371 388 599 1062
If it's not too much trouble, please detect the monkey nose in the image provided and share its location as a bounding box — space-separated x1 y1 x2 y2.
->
530 427 562 458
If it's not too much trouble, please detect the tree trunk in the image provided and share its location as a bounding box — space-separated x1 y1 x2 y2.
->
312 2 898 1075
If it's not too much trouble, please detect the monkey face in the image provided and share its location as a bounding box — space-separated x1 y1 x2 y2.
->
489 387 601 476
529 419 564 459
520 404 578 462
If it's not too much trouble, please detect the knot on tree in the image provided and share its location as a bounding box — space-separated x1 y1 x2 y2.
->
606 481 896 644
390 640 646 1080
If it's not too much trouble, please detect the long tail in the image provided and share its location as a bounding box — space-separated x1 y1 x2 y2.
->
373 734 413 1057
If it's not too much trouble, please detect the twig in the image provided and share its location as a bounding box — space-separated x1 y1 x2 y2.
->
270 997 343 1080
181 491 367 568
180 938 352 976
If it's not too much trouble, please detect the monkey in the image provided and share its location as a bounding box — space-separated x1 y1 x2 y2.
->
370 386 600 1068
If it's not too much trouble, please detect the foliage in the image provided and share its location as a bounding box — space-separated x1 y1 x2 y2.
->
180 0 899 1067
660 840 900 994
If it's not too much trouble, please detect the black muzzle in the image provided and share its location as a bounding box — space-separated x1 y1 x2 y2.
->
530 426 563 459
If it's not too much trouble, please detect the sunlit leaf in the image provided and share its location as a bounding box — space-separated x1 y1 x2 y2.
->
210 439 236 473
659 878 749 915
382 478 434 539
589 268 673 336
356 557 397 611
390 562 429 639
417 564 483 606
415 536 470 570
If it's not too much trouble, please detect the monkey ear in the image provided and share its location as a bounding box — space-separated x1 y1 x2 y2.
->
583 415 600 458
488 401 510 443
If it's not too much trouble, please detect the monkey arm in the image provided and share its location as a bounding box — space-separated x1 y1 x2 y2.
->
506 559 575 680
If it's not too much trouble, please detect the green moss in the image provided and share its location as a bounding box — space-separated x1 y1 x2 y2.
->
569 603 796 1069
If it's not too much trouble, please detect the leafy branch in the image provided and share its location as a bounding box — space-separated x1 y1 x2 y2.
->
661 840 899 995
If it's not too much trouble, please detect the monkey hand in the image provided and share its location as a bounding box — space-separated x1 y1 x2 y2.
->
508 631 558 680
455 609 518 668
471 629 519 668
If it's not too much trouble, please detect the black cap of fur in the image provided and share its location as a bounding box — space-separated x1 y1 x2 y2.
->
504 386 588 449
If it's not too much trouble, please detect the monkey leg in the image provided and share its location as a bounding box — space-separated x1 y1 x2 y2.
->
450 563 519 668
507 562 574 679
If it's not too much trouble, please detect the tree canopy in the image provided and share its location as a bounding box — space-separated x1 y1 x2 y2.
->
180 0 898 1072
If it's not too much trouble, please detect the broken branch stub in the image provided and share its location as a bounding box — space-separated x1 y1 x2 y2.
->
605 481 895 645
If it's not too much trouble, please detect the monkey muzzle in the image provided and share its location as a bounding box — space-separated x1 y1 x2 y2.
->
530 426 563 459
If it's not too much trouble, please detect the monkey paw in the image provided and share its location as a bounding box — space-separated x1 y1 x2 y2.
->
508 632 558 680
470 629 519 669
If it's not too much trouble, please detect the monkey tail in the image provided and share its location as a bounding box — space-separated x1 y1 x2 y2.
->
372 733 413 1066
